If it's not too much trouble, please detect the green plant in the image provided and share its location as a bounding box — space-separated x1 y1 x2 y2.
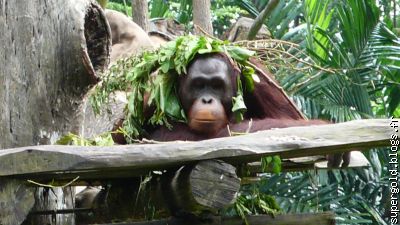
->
107 2 132 16
56 132 115 146
264 0 399 223
230 0 399 224
211 0 247 36
225 182 281 225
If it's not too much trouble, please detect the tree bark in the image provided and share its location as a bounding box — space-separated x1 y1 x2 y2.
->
247 0 279 40
0 0 111 149
0 0 111 224
132 0 150 32
192 0 213 35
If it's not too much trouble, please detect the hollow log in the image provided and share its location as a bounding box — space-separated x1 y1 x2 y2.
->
0 0 111 224
0 0 111 149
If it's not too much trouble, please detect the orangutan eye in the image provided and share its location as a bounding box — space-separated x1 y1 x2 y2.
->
192 78 205 90
211 79 224 90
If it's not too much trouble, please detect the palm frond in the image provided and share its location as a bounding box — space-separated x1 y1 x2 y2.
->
150 0 169 18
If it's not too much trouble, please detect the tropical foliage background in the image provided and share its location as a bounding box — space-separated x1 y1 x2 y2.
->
106 0 400 224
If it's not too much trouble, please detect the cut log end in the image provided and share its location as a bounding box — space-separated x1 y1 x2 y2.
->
164 160 241 215
83 2 111 83
190 160 240 209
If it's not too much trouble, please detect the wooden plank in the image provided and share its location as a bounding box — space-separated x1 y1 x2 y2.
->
314 151 369 169
92 212 335 225
247 151 370 174
0 119 391 179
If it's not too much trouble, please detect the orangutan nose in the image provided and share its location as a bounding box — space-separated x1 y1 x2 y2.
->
202 96 213 104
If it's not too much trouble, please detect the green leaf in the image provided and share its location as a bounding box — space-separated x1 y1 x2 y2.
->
226 46 255 62
242 66 256 92
232 95 246 122
271 155 282 173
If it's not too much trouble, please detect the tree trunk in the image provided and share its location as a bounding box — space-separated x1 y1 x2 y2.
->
0 0 111 149
247 0 279 40
132 0 150 32
0 0 111 224
192 0 213 35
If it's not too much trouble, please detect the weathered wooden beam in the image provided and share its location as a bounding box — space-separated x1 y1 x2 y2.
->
91 212 336 225
246 151 370 174
22 153 370 185
0 119 391 180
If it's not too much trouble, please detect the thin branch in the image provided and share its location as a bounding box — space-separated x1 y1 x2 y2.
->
27 176 80 188
193 24 215 39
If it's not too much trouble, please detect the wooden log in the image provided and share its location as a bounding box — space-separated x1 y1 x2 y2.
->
161 160 240 216
88 212 336 225
0 119 391 181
